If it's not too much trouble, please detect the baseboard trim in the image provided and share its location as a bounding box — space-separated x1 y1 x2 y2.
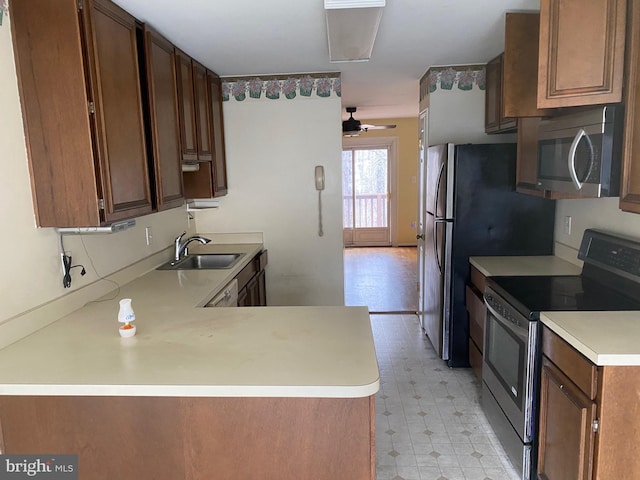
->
369 311 418 316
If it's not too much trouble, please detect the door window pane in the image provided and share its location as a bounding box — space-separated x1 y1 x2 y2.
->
342 150 353 229
354 149 388 228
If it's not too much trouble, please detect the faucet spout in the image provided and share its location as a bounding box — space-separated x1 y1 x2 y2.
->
173 232 212 263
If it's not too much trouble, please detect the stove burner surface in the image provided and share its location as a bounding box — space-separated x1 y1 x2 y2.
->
488 275 640 316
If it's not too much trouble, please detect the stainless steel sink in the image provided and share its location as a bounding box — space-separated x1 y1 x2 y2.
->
157 253 245 270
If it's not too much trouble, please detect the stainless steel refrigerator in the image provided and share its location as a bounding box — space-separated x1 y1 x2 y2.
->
419 143 556 367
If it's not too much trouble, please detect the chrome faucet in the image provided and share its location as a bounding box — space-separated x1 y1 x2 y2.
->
173 231 211 263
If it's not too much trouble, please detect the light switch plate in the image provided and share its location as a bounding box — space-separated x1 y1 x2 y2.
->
563 216 572 235
145 226 153 246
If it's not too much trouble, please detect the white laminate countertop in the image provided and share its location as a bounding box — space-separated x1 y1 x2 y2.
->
0 243 380 398
541 311 640 366
469 255 582 277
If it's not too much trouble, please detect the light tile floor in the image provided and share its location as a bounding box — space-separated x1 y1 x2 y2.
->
371 314 520 480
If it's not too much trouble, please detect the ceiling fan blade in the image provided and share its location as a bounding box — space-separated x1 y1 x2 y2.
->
360 124 397 131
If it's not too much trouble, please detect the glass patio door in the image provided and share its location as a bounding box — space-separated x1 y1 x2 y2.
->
342 147 391 246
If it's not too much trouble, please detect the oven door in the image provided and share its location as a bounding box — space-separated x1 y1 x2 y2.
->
483 288 538 444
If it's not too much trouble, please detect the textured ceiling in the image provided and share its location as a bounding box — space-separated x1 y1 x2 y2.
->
114 0 540 120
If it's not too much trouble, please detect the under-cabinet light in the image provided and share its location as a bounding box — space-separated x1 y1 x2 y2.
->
56 219 136 234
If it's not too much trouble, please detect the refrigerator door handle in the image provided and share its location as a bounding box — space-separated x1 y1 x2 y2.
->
434 162 445 218
433 218 446 272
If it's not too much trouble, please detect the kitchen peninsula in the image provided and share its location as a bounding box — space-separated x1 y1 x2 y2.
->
0 242 379 480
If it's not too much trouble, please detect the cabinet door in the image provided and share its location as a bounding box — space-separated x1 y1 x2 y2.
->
485 54 516 134
484 55 502 133
10 0 100 227
208 71 229 196
83 0 153 222
537 0 626 108
143 27 184 211
516 117 545 196
257 270 267 306
193 62 213 162
175 50 198 163
503 13 553 118
537 356 596 480
620 0 640 213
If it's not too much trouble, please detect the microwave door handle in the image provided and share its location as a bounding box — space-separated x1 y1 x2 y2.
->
568 128 587 190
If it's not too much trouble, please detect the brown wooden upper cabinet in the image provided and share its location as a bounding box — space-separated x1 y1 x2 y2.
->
537 0 627 108
142 26 185 211
620 0 640 213
486 13 551 134
11 0 153 227
208 71 229 196
176 51 228 199
182 69 229 199
516 117 546 196
485 54 516 133
175 50 199 163
193 61 214 162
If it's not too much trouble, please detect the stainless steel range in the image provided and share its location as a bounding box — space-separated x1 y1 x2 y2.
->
481 229 640 480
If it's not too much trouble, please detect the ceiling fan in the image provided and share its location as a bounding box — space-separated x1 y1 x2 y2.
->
342 107 396 136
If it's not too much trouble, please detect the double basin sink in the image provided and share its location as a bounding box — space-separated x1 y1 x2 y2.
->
157 253 245 270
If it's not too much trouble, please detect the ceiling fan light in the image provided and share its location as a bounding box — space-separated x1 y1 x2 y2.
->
324 0 385 63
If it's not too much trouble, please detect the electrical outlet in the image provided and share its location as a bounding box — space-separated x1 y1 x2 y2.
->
145 226 153 246
563 216 572 235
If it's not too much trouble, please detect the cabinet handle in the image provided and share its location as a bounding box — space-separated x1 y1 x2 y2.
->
559 384 564 390
592 419 599 433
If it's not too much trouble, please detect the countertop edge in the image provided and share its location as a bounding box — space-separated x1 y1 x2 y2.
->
540 313 640 366
0 379 380 398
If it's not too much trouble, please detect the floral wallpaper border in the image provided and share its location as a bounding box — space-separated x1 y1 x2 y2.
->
0 0 8 27
222 73 341 102
423 65 486 93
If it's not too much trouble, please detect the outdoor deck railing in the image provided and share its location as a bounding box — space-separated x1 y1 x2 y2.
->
343 193 388 228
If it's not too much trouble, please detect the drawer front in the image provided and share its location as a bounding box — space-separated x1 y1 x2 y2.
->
235 258 258 292
258 249 268 271
469 339 482 379
470 265 486 294
541 325 597 399
466 285 486 352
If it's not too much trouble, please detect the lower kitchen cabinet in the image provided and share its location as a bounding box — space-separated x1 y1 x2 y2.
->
0 395 375 480
236 250 268 307
466 265 486 379
537 326 640 480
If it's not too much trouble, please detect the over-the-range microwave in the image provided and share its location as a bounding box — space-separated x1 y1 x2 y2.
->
537 104 624 198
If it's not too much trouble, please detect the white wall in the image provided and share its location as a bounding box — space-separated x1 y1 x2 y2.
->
0 17 188 325
193 96 344 306
554 198 640 262
428 86 516 146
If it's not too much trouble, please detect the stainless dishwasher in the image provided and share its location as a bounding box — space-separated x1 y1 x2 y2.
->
205 279 238 307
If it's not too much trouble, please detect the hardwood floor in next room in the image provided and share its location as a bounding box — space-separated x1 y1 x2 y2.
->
344 246 418 313
344 247 519 480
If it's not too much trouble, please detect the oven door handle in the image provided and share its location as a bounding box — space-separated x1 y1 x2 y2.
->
484 299 528 343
